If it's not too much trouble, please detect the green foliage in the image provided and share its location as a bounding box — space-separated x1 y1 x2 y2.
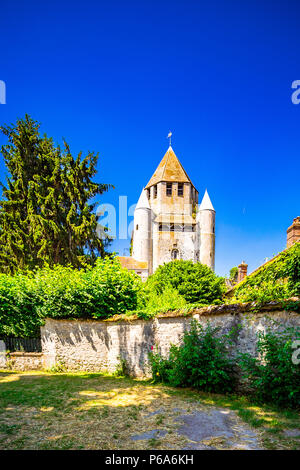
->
114 357 130 377
229 266 238 282
148 320 235 393
234 280 290 304
0 257 142 337
47 361 67 373
0 271 43 337
138 285 187 317
148 348 174 383
0 114 112 274
82 258 142 319
233 243 300 304
146 260 225 305
238 326 300 408
37 258 142 320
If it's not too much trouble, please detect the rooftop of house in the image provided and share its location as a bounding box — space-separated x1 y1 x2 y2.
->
118 256 148 270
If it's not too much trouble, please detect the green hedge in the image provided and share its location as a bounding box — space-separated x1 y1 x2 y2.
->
0 257 142 337
146 260 225 305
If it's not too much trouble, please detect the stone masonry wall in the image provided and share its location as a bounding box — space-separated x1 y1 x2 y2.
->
1 352 43 371
41 303 300 377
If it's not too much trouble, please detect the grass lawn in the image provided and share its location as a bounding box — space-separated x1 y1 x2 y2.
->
0 370 299 450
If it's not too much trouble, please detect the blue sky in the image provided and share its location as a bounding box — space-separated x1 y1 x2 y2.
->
0 0 299 277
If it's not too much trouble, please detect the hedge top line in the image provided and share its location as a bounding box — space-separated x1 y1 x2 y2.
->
42 299 300 324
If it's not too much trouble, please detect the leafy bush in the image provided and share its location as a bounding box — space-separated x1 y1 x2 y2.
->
83 258 142 318
238 326 300 408
146 260 225 305
0 257 142 337
0 272 43 337
138 285 187 317
233 242 300 304
229 266 238 282
148 320 235 393
37 258 142 320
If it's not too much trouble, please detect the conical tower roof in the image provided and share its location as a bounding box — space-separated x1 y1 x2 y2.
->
199 189 215 211
135 188 150 210
145 146 194 189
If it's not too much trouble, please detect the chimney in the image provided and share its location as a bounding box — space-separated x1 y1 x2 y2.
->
237 261 248 283
287 217 300 248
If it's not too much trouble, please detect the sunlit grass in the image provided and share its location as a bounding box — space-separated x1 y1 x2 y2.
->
0 370 299 450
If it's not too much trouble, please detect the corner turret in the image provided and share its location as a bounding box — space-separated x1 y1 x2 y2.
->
197 189 215 271
131 188 152 270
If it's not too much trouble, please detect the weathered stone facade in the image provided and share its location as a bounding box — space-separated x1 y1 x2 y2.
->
119 146 216 278
1 352 43 371
40 302 300 378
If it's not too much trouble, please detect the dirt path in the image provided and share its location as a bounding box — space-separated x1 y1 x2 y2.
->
131 404 261 450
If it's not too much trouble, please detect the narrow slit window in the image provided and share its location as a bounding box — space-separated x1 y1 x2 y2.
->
153 185 157 198
166 183 172 196
178 183 184 196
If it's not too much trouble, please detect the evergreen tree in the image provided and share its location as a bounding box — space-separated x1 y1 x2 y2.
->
0 114 112 273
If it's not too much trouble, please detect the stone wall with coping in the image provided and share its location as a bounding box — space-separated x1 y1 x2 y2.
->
41 302 300 377
1 352 43 371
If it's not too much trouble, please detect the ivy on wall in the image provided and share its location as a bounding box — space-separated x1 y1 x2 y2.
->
233 242 300 306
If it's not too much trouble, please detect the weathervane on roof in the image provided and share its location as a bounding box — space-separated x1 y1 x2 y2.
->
167 131 172 146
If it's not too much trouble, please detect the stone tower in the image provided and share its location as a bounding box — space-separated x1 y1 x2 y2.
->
120 145 216 278
131 188 152 271
197 189 216 271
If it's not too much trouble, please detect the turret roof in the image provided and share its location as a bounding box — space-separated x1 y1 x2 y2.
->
145 146 195 189
136 188 150 210
199 189 215 211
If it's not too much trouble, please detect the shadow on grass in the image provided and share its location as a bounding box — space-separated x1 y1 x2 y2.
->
0 370 298 423
0 370 299 450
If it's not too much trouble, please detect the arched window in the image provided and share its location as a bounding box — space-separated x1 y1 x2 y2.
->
171 249 179 260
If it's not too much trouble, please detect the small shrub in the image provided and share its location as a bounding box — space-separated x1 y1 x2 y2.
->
148 347 174 383
47 360 67 373
148 320 235 393
238 326 300 408
143 286 187 314
146 260 225 305
114 357 130 377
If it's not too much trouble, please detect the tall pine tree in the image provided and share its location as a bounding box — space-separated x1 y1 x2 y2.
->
0 115 112 273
